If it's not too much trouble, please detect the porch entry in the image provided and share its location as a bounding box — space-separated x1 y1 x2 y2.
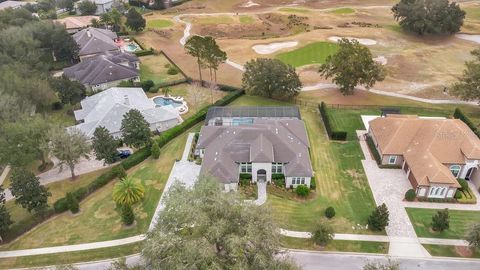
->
257 169 266 182
466 167 476 181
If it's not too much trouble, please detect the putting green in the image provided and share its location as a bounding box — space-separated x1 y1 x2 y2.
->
276 41 339 67
147 19 174 29
329 8 355 14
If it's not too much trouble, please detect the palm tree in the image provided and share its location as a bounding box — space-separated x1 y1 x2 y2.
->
112 177 145 206
162 87 171 97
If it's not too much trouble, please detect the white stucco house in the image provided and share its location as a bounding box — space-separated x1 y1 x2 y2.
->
195 106 314 191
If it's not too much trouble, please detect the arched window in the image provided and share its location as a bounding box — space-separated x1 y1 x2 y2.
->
435 188 440 195
449 165 461 178
440 188 445 196
430 188 435 195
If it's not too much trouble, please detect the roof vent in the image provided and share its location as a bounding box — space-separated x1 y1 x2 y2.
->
123 95 129 106
86 29 92 37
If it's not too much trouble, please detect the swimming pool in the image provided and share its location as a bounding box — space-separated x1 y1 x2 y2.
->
232 118 254 126
153 97 183 108
123 43 140 52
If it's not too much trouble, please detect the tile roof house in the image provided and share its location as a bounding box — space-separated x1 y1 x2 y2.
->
63 51 139 92
70 87 182 139
73 27 119 60
0 0 28 10
368 115 480 199
54 16 100 34
195 106 313 191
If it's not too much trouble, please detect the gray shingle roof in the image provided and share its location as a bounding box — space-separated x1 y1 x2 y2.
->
71 87 180 138
73 27 118 57
63 52 139 86
197 116 313 183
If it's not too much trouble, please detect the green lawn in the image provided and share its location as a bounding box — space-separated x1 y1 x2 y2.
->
278 7 311 14
423 244 480 258
276 42 339 67
465 7 480 21
406 208 480 239
192 15 235 25
146 19 173 29
0 242 142 269
329 8 355 14
281 236 388 254
0 130 192 250
239 15 255 24
230 96 378 234
139 54 185 86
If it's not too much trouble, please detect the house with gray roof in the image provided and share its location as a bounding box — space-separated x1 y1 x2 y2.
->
195 106 313 191
63 51 139 92
73 27 119 60
70 87 182 139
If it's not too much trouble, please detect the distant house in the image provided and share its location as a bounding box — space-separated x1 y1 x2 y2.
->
0 0 28 10
71 87 182 139
54 16 100 34
368 115 480 199
92 0 114 14
195 106 313 191
63 51 140 92
73 27 119 60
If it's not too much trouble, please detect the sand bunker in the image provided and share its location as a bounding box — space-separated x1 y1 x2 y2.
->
252 41 299 54
456 34 480 44
373 56 387 65
242 0 259 7
328 36 377 46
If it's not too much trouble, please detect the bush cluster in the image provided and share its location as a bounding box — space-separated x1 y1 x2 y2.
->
310 176 316 190
454 190 463 199
319 102 347 141
454 108 480 138
167 66 179 75
366 135 382 165
405 189 416 202
295 185 310 197
325 206 335 219
271 174 285 187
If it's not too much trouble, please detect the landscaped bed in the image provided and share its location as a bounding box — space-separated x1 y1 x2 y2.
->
406 208 480 239
423 244 480 258
280 236 388 254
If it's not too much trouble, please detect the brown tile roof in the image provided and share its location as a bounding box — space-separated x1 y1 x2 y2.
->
55 16 99 30
369 115 480 187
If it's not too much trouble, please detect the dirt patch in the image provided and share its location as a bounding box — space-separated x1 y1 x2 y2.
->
345 169 366 189
455 246 474 257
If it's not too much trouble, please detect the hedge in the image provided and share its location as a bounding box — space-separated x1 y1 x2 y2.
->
134 49 154 57
366 135 382 165
319 102 347 141
454 108 479 137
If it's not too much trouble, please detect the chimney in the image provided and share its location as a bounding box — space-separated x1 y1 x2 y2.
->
124 95 129 106
86 29 92 38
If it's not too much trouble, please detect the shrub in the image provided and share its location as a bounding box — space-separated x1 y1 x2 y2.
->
167 66 179 75
151 141 160 159
310 176 316 190
295 185 310 197
466 223 480 249
141 80 154 92
121 148 151 170
239 178 250 186
66 192 79 214
112 165 127 179
368 203 389 231
405 189 416 202
454 108 478 136
148 87 159 93
366 135 381 165
311 222 334 246
51 101 63 110
134 49 154 57
319 102 347 141
121 204 135 225
331 131 347 141
454 190 463 199
272 174 285 187
431 208 449 232
325 206 335 219
458 179 468 191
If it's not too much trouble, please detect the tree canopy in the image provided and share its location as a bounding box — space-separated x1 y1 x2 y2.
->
78 0 97 15
112 177 145 206
121 109 151 148
319 38 385 95
10 167 51 214
242 58 301 99
392 0 465 35
49 75 86 105
143 176 299 270
125 8 145 32
450 49 480 101
92 126 119 165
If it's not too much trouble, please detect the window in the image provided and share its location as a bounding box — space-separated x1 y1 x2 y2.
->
240 163 252 173
430 188 435 195
435 188 440 195
272 163 283 174
440 188 445 196
301 178 305 184
449 165 461 178
388 156 397 165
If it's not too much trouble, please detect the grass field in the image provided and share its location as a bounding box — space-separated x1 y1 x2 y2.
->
146 19 173 29
139 54 185 86
192 15 235 25
276 42 339 67
465 7 480 21
278 7 311 14
239 15 255 24
423 244 480 258
406 208 480 239
230 95 378 234
329 8 355 14
0 242 142 269
0 130 191 250
281 236 388 254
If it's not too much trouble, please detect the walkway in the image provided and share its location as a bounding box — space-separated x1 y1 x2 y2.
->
0 166 10 186
244 180 267 206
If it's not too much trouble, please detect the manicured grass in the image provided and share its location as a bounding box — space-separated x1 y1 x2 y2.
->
276 42 339 67
146 19 173 29
230 96 378 234
329 8 355 14
281 236 388 254
139 54 185 85
423 244 480 258
192 15 235 25
278 7 311 14
0 242 142 269
239 15 255 24
406 208 480 239
0 131 191 250
465 7 480 21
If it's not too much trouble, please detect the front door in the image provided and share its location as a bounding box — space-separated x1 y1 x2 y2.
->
466 167 476 181
257 169 266 182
